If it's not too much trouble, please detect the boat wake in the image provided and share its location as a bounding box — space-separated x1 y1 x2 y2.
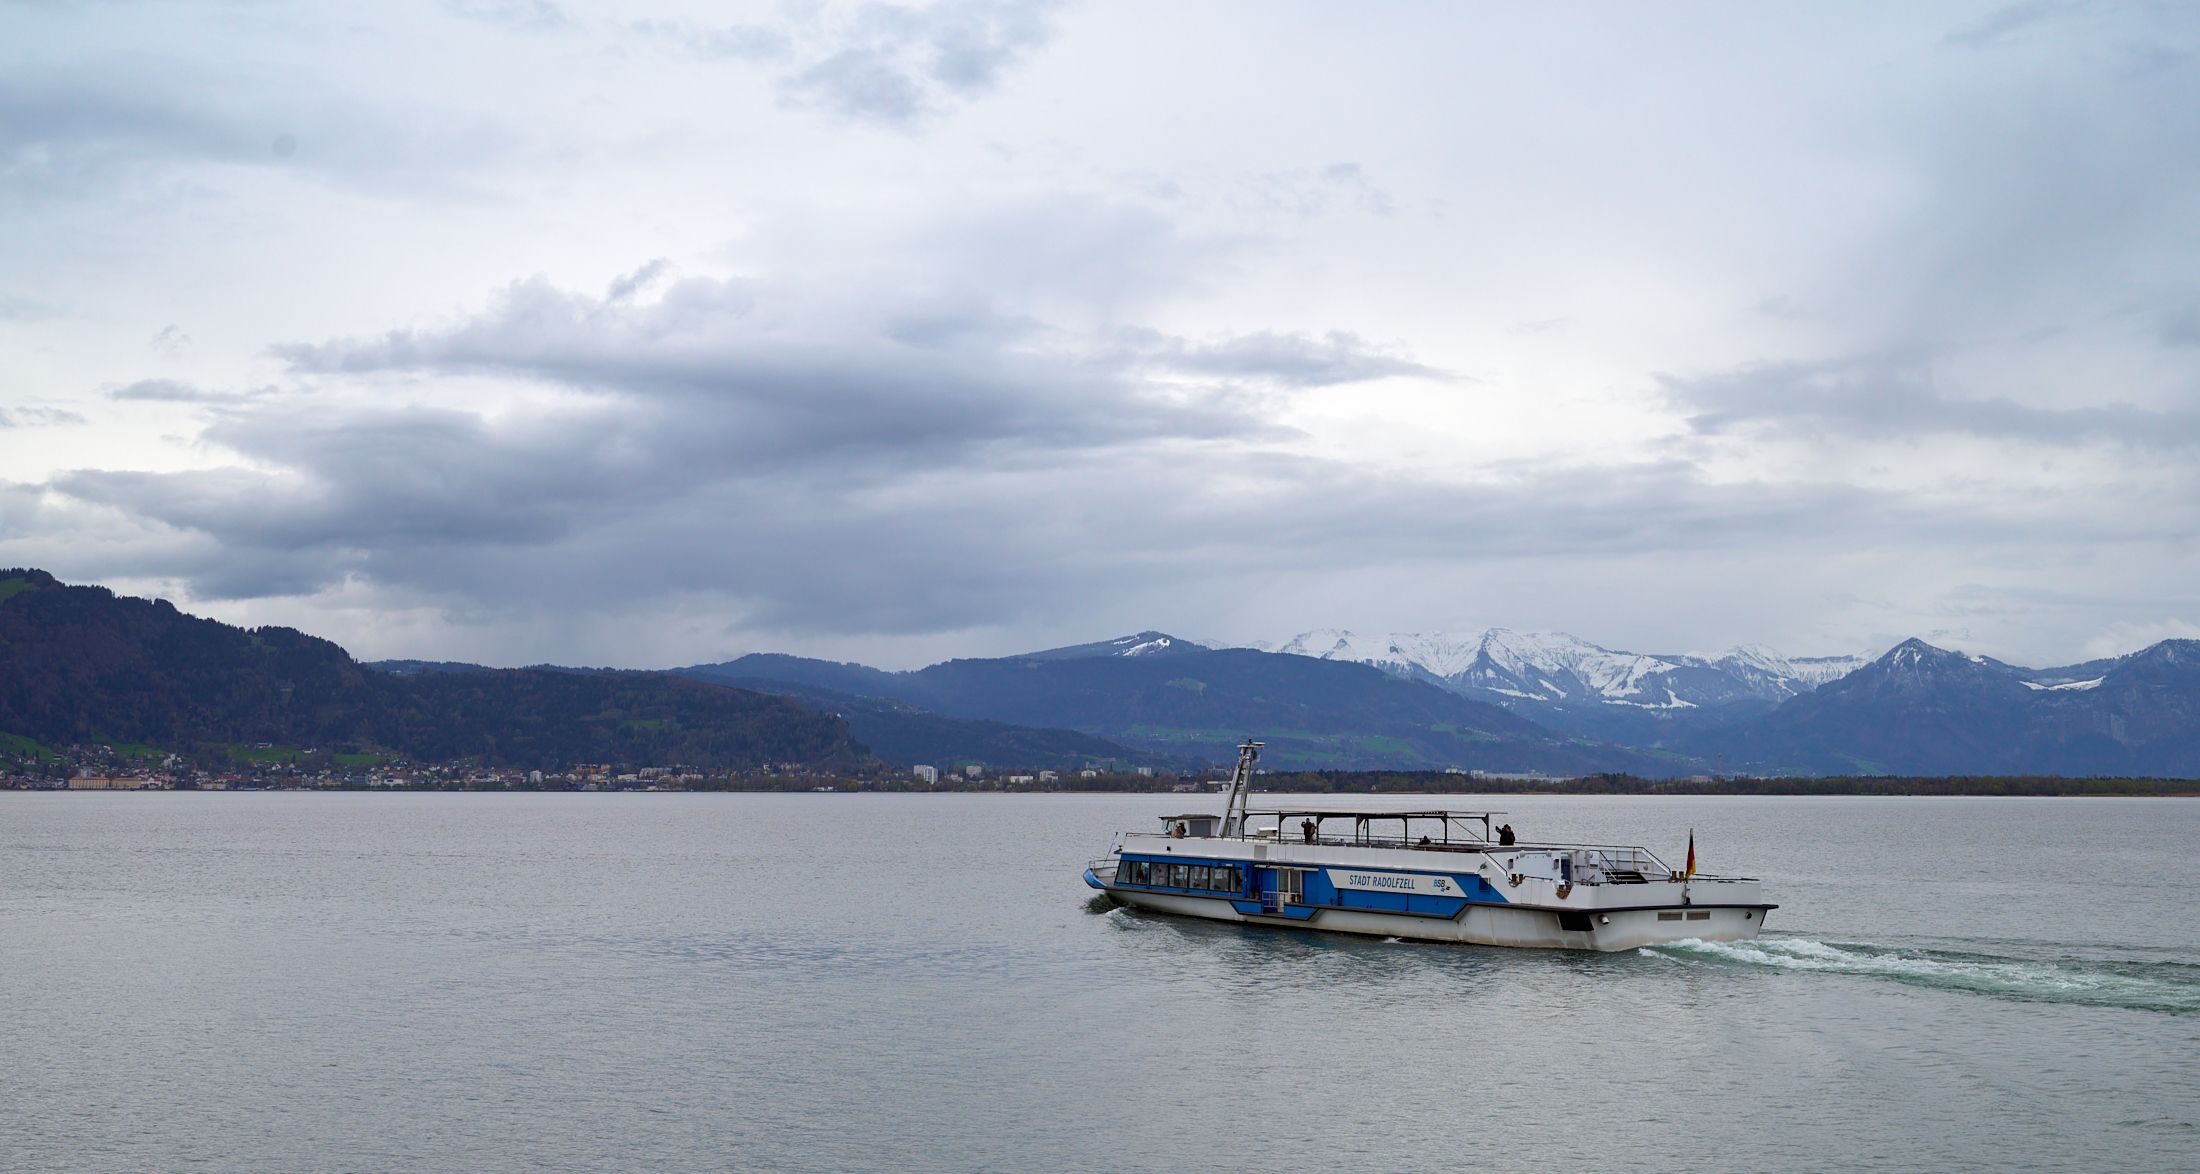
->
1643 936 2200 1015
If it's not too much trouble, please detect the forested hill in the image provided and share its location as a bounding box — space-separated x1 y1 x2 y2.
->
0 569 861 769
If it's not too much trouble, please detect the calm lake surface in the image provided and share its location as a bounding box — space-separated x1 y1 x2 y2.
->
3 792 2195 1172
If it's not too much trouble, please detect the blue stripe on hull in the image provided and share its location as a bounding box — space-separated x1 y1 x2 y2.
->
1110 854 1508 917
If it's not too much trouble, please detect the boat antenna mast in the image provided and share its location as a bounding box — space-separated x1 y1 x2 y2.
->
1219 739 1262 838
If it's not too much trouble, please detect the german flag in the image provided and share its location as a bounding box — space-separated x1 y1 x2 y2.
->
1684 830 1697 879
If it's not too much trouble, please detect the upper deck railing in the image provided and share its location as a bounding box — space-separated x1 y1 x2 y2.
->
1114 828 1757 883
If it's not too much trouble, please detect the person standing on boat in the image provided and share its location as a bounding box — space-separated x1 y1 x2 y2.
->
1300 818 1316 844
1497 823 1516 846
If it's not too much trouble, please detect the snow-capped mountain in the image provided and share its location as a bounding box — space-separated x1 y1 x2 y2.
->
1273 628 1865 705
1018 630 1206 660
1700 637 2200 776
1705 644 1873 696
1274 629 1482 683
1263 627 1871 742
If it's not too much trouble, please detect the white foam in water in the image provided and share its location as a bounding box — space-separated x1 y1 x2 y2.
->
1644 936 2200 1015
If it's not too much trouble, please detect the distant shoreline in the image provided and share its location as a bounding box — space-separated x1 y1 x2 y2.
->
11 778 2198 798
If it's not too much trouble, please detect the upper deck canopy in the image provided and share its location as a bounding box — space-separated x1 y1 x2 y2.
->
1241 808 1508 847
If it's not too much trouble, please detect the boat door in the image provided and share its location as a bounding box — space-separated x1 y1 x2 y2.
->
1257 867 1305 913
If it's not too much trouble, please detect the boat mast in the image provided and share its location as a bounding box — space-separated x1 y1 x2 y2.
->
1218 739 1262 838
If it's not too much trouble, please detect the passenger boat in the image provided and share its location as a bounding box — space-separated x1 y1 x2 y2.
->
1083 741 1775 951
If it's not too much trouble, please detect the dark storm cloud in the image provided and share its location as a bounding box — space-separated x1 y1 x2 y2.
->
1661 356 2200 450
644 0 1064 128
40 199 1457 623
270 275 1262 469
265 193 1263 469
45 401 1946 633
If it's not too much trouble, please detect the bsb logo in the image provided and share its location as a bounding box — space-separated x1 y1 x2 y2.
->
1433 878 1452 892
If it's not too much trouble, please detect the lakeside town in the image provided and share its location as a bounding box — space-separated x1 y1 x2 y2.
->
8 739 2193 797
0 738 1209 793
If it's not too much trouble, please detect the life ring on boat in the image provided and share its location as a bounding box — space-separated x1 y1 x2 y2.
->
1508 874 1524 887
1555 883 1572 899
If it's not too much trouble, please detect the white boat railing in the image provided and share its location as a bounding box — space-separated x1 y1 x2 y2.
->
1104 835 1759 885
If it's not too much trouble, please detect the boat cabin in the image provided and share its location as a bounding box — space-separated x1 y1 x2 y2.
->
1159 814 1219 838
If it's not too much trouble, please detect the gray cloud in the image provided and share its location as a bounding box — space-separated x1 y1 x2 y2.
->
106 378 264 404
13 4 2200 669
31 215 1479 633
604 257 674 304
0 407 86 428
631 18 793 64
1115 327 1452 388
50 390 2155 656
444 0 568 33
0 293 57 321
1662 356 2200 450
1941 1 2080 51
645 0 1064 128
269 279 1260 471
1248 162 1395 218
2161 300 2200 347
0 58 516 205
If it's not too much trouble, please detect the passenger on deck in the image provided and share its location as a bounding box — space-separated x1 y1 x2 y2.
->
1300 818 1316 844
1172 821 1187 839
1417 835 1432 847
1497 823 1516 846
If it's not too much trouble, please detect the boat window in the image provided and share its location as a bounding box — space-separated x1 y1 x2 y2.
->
1131 861 1152 885
1168 864 1188 888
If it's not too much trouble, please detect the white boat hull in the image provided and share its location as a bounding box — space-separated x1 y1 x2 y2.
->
1104 886 1766 952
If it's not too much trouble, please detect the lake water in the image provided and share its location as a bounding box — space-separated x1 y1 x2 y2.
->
3 793 2195 1172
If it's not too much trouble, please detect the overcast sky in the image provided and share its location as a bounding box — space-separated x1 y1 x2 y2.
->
5 0 2199 670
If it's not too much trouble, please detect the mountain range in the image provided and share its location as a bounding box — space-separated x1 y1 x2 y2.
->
1253 628 1870 743
683 627 2200 777
678 631 1667 773
1700 637 2200 776
8 567 2198 777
